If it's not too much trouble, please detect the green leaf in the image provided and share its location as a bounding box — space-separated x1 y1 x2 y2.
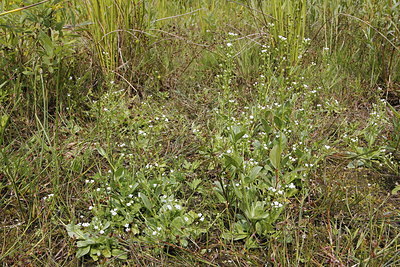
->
270 144 281 170
0 81 7 90
77 239 96 247
112 249 128 259
224 154 240 169
90 248 99 261
39 31 54 57
103 221 111 229
392 185 400 195
0 115 9 136
114 167 125 179
249 166 263 181
180 239 188 247
221 231 249 240
187 178 202 190
244 236 259 249
388 103 400 120
66 224 86 239
231 125 246 143
233 184 243 199
214 189 226 203
261 119 272 134
97 147 107 158
274 116 283 129
22 71 34 76
139 193 153 210
244 201 269 221
171 216 185 228
102 248 112 258
76 246 90 258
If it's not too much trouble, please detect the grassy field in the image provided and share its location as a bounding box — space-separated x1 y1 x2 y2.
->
1 0 399 265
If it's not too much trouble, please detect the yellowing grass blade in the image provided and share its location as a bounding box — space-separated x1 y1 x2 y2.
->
0 0 50 17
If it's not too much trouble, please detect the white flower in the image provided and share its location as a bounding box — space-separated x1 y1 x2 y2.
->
287 183 296 189
111 210 117 216
82 222 90 227
175 204 182 210
227 42 233 47
89 206 93 210
99 230 105 234
124 224 129 228
184 217 189 222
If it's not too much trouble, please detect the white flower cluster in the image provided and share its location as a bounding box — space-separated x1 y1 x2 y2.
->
111 208 118 216
43 193 54 200
272 201 283 208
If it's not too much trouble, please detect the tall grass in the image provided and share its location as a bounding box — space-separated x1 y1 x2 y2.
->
308 0 400 93
248 0 307 66
82 0 147 76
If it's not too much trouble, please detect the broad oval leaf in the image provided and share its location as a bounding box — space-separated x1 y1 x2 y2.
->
269 144 281 170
